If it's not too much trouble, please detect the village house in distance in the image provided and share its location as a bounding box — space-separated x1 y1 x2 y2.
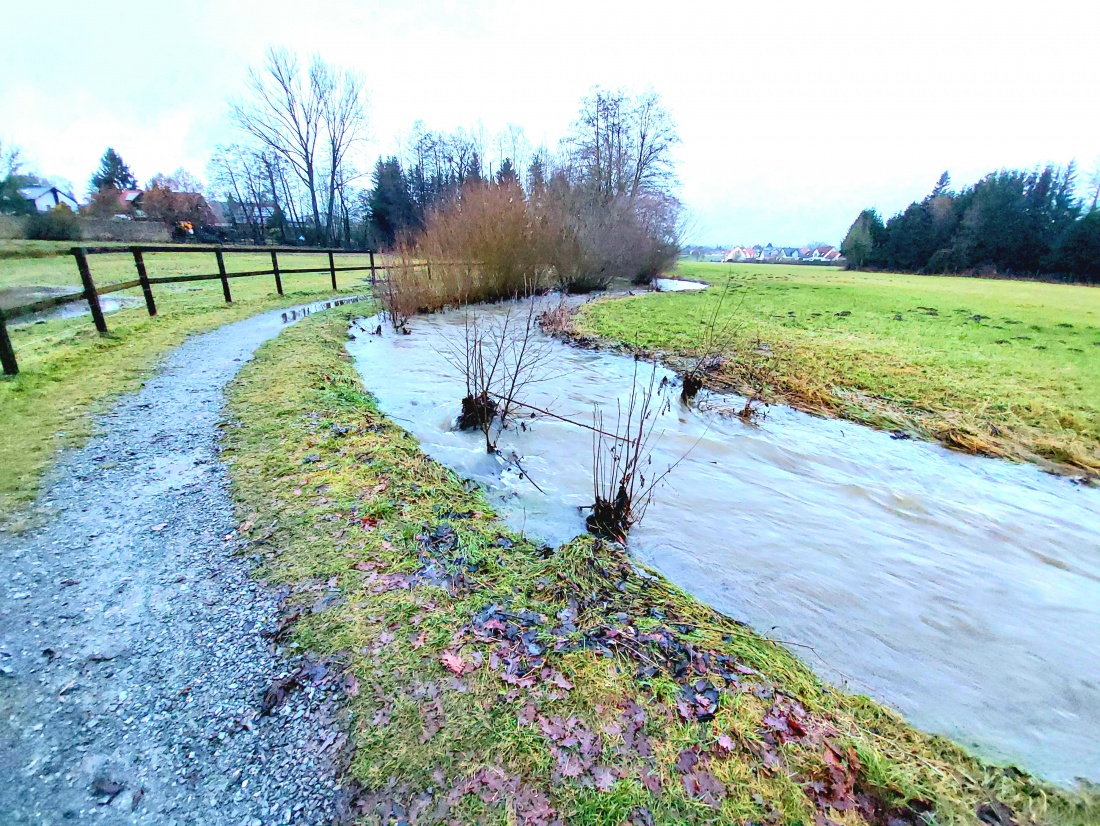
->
723 243 843 264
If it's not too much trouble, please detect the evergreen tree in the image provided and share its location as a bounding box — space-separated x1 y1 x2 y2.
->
1049 210 1100 283
840 209 885 268
931 170 951 197
90 148 137 192
496 158 519 186
367 157 419 248
527 151 548 192
465 152 483 185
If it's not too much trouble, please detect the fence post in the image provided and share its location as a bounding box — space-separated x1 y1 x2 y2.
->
0 309 17 376
73 247 108 334
271 250 283 295
215 247 232 303
328 251 337 290
369 251 376 286
131 248 157 316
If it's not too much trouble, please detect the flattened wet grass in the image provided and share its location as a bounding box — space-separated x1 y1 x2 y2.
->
222 306 1100 825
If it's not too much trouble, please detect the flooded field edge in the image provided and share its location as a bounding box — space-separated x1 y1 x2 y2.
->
345 299 1100 786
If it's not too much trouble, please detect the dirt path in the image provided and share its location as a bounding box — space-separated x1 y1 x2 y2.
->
0 308 347 825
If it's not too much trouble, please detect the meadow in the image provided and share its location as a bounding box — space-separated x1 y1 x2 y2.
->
0 244 374 518
576 262 1100 475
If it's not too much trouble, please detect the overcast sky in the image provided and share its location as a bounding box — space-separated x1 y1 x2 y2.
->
5 0 1099 245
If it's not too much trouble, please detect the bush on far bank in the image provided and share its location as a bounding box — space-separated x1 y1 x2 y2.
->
26 205 81 241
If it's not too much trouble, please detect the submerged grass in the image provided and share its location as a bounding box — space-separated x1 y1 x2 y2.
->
0 264 369 519
223 306 1099 825
575 262 1100 476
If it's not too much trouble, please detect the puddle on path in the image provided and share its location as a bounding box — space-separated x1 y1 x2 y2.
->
347 299 1100 785
281 295 365 324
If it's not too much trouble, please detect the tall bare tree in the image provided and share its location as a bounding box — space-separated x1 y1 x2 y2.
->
1 139 25 178
565 87 679 202
317 60 369 242
209 144 274 241
231 47 369 245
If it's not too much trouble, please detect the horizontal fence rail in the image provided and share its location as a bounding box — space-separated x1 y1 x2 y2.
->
0 244 386 376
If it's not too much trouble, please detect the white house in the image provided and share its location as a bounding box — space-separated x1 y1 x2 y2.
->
18 185 79 213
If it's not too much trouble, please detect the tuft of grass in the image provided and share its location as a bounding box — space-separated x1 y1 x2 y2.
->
222 306 1100 825
573 262 1100 476
0 253 370 519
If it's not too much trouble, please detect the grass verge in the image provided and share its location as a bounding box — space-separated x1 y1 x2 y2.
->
575 263 1100 476
0 270 368 520
222 306 1099 825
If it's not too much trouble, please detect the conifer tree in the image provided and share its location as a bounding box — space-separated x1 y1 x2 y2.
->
90 148 137 192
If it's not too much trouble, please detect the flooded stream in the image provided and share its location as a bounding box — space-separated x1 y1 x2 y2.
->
346 299 1100 785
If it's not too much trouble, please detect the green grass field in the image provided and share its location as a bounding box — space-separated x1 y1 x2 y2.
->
0 243 369 297
0 247 374 519
577 262 1100 474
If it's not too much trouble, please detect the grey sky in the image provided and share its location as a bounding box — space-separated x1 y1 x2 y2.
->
5 0 1099 245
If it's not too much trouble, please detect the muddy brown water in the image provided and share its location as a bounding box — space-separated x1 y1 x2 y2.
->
347 299 1100 786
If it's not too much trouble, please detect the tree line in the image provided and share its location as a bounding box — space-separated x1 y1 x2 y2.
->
207 52 683 285
841 166 1100 283
366 88 682 287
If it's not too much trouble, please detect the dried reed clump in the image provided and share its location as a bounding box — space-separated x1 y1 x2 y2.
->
376 178 681 322
535 299 578 338
378 181 555 327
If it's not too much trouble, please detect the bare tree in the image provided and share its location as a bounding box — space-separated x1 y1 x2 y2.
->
208 144 273 242
317 61 369 243
565 87 680 202
629 90 679 198
442 301 557 453
587 362 676 542
232 47 369 245
1 139 25 178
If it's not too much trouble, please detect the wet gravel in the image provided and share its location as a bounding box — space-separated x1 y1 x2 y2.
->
0 308 348 825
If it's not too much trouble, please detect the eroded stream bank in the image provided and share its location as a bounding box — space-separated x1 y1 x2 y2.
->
347 299 1100 786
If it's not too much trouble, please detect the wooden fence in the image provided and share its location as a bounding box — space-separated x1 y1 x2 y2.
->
0 244 382 376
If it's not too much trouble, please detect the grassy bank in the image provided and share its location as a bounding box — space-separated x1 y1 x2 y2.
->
222 306 1098 825
0 255 370 518
576 262 1100 475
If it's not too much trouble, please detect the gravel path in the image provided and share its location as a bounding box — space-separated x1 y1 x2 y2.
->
0 306 350 825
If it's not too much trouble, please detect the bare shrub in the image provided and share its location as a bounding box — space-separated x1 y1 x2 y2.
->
376 251 433 332
536 298 578 337
680 277 744 404
530 185 680 293
387 177 682 310
586 362 676 542
442 301 557 453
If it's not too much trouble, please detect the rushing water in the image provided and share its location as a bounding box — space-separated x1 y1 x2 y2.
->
346 300 1100 785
